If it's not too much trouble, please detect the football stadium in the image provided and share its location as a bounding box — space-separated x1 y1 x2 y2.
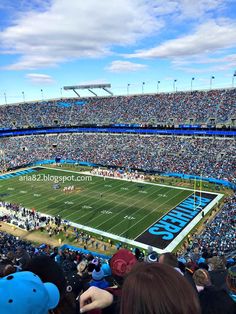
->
0 1 236 314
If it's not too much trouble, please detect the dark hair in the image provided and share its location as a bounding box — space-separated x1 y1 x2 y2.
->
23 255 66 297
23 255 77 314
87 263 96 273
199 286 236 314
94 264 101 272
3 264 16 277
120 263 201 314
159 252 178 268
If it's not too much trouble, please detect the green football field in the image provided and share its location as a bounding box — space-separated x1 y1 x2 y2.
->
0 167 193 240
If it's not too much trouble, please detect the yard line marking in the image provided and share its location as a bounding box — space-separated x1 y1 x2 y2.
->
56 179 130 219
0 169 127 215
107 188 185 235
119 190 191 237
64 180 156 222
94 185 169 230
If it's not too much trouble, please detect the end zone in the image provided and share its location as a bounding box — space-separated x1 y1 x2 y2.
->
135 191 223 252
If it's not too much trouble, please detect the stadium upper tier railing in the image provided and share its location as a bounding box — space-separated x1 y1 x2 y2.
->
0 126 235 137
0 88 235 129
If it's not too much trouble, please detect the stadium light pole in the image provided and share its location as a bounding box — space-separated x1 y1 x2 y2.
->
127 83 130 95
191 77 195 92
232 72 236 88
60 87 63 98
210 76 215 90
4 92 7 105
142 82 145 94
157 80 160 93
22 91 25 103
173 79 177 92
41 89 44 101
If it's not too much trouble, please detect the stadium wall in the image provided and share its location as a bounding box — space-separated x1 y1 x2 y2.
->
59 244 111 259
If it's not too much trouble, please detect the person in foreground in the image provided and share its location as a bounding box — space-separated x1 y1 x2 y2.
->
80 262 201 314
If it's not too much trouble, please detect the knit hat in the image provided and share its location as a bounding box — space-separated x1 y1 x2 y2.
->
178 257 187 265
101 263 112 277
92 267 104 281
147 252 158 263
197 257 206 264
110 249 137 277
0 271 60 314
91 258 99 266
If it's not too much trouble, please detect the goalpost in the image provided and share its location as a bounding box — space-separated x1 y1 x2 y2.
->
193 175 203 211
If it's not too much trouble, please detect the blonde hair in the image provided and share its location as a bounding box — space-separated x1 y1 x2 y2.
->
193 269 211 287
77 260 88 275
208 256 225 271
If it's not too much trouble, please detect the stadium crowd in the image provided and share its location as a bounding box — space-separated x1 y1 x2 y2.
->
0 88 235 313
0 133 235 183
0 202 50 230
0 228 235 314
0 88 235 129
186 194 236 258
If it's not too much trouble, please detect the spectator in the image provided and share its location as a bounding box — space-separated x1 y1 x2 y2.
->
120 263 201 314
226 266 236 302
0 271 60 314
80 263 201 314
198 284 236 314
89 265 109 289
208 256 227 289
193 269 212 292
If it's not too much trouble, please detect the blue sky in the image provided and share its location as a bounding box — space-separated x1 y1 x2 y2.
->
0 0 236 104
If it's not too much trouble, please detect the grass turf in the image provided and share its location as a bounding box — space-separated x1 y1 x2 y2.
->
0 167 193 240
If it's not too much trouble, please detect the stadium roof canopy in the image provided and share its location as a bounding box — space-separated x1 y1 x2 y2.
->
63 84 113 97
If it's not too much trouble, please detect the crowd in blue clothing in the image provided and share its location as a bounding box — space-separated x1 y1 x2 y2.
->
0 229 235 314
1 133 235 183
0 88 235 129
0 88 235 313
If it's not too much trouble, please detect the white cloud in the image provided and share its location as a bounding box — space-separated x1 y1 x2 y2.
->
172 53 236 73
175 0 224 19
106 60 147 73
0 0 227 71
152 0 223 19
0 0 162 70
126 19 236 59
174 53 236 65
26 73 55 84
